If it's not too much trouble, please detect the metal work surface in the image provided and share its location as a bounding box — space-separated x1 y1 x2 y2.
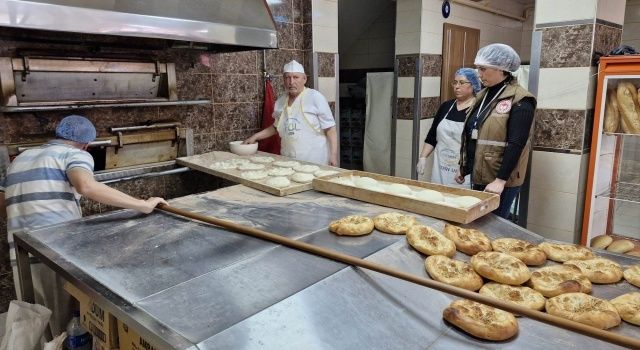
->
16 185 640 349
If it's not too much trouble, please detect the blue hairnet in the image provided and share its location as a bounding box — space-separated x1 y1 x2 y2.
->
55 115 96 144
454 67 481 93
474 43 521 72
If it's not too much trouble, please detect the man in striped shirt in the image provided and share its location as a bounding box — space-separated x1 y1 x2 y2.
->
0 115 167 335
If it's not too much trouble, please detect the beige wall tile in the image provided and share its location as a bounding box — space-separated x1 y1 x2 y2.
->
530 151 584 194
421 76 441 98
312 0 338 28
312 25 338 53
537 67 595 110
526 222 579 243
317 77 336 102
397 78 415 98
535 0 597 25
596 0 626 25
396 32 421 55
528 188 579 232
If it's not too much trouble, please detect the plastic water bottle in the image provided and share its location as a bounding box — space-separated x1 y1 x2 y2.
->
66 311 92 350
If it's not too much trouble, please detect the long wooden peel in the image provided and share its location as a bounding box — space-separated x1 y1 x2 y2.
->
157 204 640 349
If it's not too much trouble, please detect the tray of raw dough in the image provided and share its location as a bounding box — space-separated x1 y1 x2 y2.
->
312 170 500 224
176 151 346 196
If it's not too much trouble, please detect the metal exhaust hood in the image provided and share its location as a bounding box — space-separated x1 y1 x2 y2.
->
0 0 278 49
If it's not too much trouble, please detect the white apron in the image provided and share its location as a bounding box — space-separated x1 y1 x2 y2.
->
431 103 470 187
277 88 330 165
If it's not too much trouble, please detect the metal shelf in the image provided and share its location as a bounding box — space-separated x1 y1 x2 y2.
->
596 182 640 204
0 99 211 113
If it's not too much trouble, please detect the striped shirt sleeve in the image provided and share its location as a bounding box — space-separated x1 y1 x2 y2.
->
66 150 94 173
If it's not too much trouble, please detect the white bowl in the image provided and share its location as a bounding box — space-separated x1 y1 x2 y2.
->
229 141 258 156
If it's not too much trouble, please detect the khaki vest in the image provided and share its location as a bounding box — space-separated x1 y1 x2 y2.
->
460 80 536 187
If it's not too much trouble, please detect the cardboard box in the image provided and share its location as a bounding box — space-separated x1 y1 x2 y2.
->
118 319 158 350
63 282 119 350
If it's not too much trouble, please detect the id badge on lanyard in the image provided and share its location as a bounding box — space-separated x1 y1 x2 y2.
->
471 84 507 139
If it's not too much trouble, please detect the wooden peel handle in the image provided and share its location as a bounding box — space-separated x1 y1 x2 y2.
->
157 204 640 349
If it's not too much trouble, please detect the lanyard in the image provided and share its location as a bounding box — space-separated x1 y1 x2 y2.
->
471 84 507 130
443 101 455 120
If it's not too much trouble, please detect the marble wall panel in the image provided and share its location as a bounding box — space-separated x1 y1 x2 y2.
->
533 109 586 151
397 55 418 77
265 50 305 78
212 74 260 103
397 98 414 119
276 22 295 50
176 73 213 100
421 54 442 77
214 103 261 132
269 0 293 23
293 0 310 24
540 25 593 68
593 24 622 61
318 52 335 77
303 24 313 51
421 97 441 119
293 24 305 51
208 51 259 74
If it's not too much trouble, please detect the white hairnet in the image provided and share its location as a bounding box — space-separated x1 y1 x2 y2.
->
283 60 305 74
474 43 521 72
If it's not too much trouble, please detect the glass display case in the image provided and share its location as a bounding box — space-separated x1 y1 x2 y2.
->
582 56 640 250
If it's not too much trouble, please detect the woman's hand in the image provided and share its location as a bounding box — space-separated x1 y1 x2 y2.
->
485 178 506 195
454 170 465 184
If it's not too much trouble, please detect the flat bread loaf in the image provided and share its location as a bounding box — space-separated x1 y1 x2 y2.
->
425 255 483 291
470 251 531 285
538 242 594 262
590 235 613 249
406 225 456 257
606 239 635 253
328 215 374 236
443 299 518 341
373 212 416 235
528 264 592 298
610 292 640 326
545 293 621 330
617 81 640 134
603 89 621 133
479 282 546 312
491 238 547 266
443 223 492 255
564 258 623 284
623 265 640 288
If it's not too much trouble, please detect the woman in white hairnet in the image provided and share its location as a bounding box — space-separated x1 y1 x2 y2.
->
455 43 536 219
416 68 481 187
244 60 338 165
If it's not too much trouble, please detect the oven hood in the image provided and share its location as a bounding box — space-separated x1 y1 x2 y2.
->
0 0 278 49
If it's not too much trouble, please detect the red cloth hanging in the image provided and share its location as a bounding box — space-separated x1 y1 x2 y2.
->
258 78 281 154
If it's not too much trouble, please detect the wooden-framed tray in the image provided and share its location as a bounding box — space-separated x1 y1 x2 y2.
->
312 170 500 223
177 151 345 196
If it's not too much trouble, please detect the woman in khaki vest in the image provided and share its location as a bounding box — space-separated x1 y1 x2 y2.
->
455 44 536 219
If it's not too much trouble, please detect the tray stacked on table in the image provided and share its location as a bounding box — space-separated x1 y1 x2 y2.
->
177 151 345 196
312 170 500 224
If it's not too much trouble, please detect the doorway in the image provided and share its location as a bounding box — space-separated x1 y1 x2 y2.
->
441 23 479 102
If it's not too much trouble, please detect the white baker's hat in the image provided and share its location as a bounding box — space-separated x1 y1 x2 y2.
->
283 60 305 74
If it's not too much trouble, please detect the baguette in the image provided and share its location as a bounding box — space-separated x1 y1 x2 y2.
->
616 82 640 134
603 89 620 133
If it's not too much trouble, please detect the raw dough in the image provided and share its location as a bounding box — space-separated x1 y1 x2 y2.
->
267 167 295 176
314 170 339 177
210 161 237 170
386 183 412 196
355 177 378 188
240 170 269 180
237 162 265 171
251 156 275 163
293 164 320 173
266 176 291 188
273 160 300 168
415 189 444 202
450 195 482 208
291 172 315 183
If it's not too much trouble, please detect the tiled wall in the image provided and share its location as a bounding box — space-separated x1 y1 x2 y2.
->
623 0 640 50
393 0 530 179
0 0 317 312
527 0 624 243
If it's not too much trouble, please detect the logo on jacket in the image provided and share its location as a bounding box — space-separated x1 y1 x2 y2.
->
496 100 512 114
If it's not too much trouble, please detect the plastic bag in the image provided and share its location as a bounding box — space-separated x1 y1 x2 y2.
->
0 300 52 350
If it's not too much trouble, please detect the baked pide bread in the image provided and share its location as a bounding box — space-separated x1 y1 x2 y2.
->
616 81 640 134
590 235 613 249
406 225 456 257
491 238 547 266
603 89 621 133
470 251 531 285
425 255 483 291
328 215 374 236
545 293 621 330
373 212 417 235
538 242 594 262
564 258 623 284
443 223 492 255
443 299 518 341
528 265 592 298
479 282 546 312
610 292 640 326
624 265 640 288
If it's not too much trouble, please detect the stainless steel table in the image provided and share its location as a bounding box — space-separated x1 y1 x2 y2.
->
14 185 640 349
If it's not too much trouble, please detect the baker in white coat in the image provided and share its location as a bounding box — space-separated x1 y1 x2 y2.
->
244 60 338 165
